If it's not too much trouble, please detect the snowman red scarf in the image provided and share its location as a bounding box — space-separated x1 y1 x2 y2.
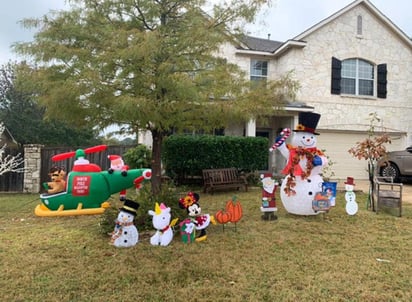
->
110 221 135 244
282 145 324 196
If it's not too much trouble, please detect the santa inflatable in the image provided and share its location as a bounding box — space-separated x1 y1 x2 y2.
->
108 155 129 200
108 155 128 176
272 112 328 215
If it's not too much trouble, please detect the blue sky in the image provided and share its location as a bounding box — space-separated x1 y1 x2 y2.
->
1 0 411 65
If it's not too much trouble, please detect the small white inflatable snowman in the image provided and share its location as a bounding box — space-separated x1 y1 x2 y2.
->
275 112 328 215
110 199 140 247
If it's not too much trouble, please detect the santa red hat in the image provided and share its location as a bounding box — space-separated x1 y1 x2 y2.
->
108 155 121 161
260 173 272 179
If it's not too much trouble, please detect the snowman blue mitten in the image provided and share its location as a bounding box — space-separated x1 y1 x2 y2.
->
275 135 285 146
312 155 322 166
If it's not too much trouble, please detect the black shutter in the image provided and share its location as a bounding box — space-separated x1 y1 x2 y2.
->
331 57 341 95
377 63 387 99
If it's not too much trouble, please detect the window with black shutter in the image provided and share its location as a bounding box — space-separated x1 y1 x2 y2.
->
377 64 387 99
331 57 386 98
331 57 341 95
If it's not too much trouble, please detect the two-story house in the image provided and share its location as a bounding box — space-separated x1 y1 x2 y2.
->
218 0 412 180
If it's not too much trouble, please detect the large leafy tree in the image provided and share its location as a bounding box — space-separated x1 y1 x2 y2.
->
0 62 102 146
14 0 298 194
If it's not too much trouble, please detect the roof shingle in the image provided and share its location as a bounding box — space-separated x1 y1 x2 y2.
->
239 35 283 52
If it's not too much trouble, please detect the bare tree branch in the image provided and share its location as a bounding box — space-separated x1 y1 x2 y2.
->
0 123 26 176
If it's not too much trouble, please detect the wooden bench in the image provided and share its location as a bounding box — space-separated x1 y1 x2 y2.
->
202 168 248 194
373 176 402 217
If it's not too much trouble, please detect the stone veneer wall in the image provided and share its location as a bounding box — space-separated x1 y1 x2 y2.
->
276 5 412 140
23 144 43 193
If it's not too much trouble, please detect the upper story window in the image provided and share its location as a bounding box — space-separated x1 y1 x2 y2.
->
250 59 268 82
341 58 374 96
331 57 387 99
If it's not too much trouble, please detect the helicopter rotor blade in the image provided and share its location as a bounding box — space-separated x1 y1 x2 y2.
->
52 151 76 162
51 145 107 162
84 145 107 154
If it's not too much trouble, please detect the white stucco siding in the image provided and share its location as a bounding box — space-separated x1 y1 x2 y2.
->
317 130 405 180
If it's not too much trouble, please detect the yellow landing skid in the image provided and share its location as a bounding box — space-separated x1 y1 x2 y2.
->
35 202 110 217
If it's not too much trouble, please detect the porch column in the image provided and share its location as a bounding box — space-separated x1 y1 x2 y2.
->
245 119 256 137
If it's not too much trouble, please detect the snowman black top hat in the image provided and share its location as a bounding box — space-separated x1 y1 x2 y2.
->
120 199 140 216
294 112 321 135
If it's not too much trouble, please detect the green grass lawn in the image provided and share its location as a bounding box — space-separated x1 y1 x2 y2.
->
0 188 411 301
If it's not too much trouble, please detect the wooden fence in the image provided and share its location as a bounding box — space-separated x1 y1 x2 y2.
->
0 145 134 193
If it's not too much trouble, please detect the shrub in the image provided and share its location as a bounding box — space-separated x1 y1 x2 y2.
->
123 144 152 169
162 135 268 183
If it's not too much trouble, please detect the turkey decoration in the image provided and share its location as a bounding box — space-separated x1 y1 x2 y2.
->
271 112 329 215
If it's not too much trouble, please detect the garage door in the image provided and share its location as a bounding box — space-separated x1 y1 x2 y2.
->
316 130 405 180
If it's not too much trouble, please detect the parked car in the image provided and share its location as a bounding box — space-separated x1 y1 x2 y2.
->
378 146 412 181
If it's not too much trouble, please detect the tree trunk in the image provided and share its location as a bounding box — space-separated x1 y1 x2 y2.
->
150 129 164 196
368 162 375 211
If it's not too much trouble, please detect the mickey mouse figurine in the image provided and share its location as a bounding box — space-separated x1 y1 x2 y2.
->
179 192 215 242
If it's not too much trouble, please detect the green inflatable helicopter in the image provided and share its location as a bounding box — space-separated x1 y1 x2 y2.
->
35 145 151 217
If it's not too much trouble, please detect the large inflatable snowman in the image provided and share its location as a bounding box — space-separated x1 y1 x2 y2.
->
274 112 328 215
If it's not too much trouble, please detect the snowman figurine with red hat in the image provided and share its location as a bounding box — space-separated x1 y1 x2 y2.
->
271 112 329 215
344 177 358 215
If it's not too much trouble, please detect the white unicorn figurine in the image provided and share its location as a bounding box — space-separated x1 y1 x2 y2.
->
148 202 178 246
